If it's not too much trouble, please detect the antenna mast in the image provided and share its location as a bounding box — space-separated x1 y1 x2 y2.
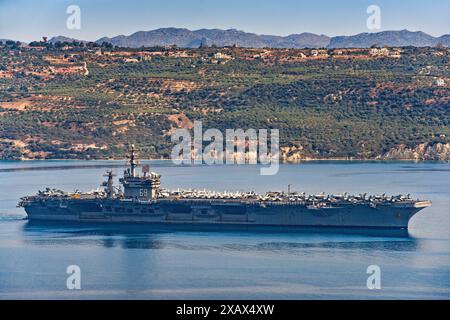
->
129 144 138 177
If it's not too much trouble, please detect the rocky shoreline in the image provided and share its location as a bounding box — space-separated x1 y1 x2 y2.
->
379 143 450 161
280 143 450 162
2 140 449 162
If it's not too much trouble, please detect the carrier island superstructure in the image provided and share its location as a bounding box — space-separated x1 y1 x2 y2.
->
18 146 431 229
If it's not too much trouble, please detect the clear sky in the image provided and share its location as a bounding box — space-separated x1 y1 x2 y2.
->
0 0 449 42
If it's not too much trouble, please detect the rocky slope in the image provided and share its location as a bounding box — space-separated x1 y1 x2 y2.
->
380 143 450 161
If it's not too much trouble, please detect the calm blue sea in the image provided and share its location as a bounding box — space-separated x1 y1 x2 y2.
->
0 160 449 299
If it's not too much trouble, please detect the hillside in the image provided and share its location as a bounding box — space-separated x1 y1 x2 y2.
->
91 28 449 49
0 43 449 160
95 28 331 49
328 30 439 48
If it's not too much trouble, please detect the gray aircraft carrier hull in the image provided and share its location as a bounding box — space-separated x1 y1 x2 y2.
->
23 198 427 229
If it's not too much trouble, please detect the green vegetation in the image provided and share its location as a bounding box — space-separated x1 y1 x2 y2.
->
0 44 448 160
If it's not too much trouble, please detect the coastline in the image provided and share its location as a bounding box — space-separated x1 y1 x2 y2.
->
1 157 448 163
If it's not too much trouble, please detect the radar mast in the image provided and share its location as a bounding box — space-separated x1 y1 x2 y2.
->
128 144 139 177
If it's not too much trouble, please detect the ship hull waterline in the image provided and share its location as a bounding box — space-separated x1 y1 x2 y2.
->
23 198 431 229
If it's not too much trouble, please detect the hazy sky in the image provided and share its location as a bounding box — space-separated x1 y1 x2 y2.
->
0 0 449 42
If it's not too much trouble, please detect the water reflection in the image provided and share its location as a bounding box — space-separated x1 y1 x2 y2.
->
22 221 414 252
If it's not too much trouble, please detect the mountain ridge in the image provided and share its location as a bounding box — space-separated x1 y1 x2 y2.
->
46 28 449 49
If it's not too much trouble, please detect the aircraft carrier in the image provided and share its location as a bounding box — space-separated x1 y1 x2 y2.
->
18 146 431 229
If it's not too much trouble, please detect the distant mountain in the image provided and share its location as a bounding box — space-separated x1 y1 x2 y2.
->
437 34 450 47
48 36 87 44
46 28 448 49
328 30 439 48
96 28 330 48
